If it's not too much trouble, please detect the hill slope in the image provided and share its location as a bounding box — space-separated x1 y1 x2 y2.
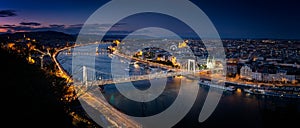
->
0 48 73 127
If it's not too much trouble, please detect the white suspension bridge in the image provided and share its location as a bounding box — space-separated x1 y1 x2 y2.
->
73 65 195 87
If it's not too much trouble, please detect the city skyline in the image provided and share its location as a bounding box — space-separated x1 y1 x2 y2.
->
1 1 299 127
0 0 300 39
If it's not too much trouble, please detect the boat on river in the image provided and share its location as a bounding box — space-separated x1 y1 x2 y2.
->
199 80 235 92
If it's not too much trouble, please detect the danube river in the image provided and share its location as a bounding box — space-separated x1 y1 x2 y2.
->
57 44 300 128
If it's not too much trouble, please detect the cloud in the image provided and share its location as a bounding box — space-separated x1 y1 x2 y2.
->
49 24 65 28
0 25 31 33
0 24 16 28
12 26 32 31
97 23 126 28
20 22 41 26
0 10 17 17
0 24 79 34
69 24 83 28
0 23 129 35
114 22 127 27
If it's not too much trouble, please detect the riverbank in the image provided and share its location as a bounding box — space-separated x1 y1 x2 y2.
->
199 79 300 99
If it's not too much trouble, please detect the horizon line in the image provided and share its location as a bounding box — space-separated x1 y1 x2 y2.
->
1 30 300 41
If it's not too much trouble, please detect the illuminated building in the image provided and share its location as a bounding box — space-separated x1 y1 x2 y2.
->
27 54 35 64
7 43 15 49
136 50 143 57
206 56 215 69
227 63 237 77
240 65 252 80
178 40 188 48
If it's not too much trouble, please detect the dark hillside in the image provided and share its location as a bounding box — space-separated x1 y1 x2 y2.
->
0 48 73 127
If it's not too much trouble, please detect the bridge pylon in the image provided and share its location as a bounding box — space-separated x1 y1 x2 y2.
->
83 66 88 86
187 59 196 73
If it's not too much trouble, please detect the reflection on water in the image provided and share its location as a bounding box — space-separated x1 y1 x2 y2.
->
177 87 300 128
102 77 180 117
101 79 300 128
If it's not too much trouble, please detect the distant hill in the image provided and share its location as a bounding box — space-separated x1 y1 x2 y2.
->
0 31 75 40
0 31 76 47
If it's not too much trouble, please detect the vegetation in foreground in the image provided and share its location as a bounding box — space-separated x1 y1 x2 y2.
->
0 48 99 127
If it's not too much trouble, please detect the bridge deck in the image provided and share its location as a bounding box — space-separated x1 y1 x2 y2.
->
75 71 191 86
